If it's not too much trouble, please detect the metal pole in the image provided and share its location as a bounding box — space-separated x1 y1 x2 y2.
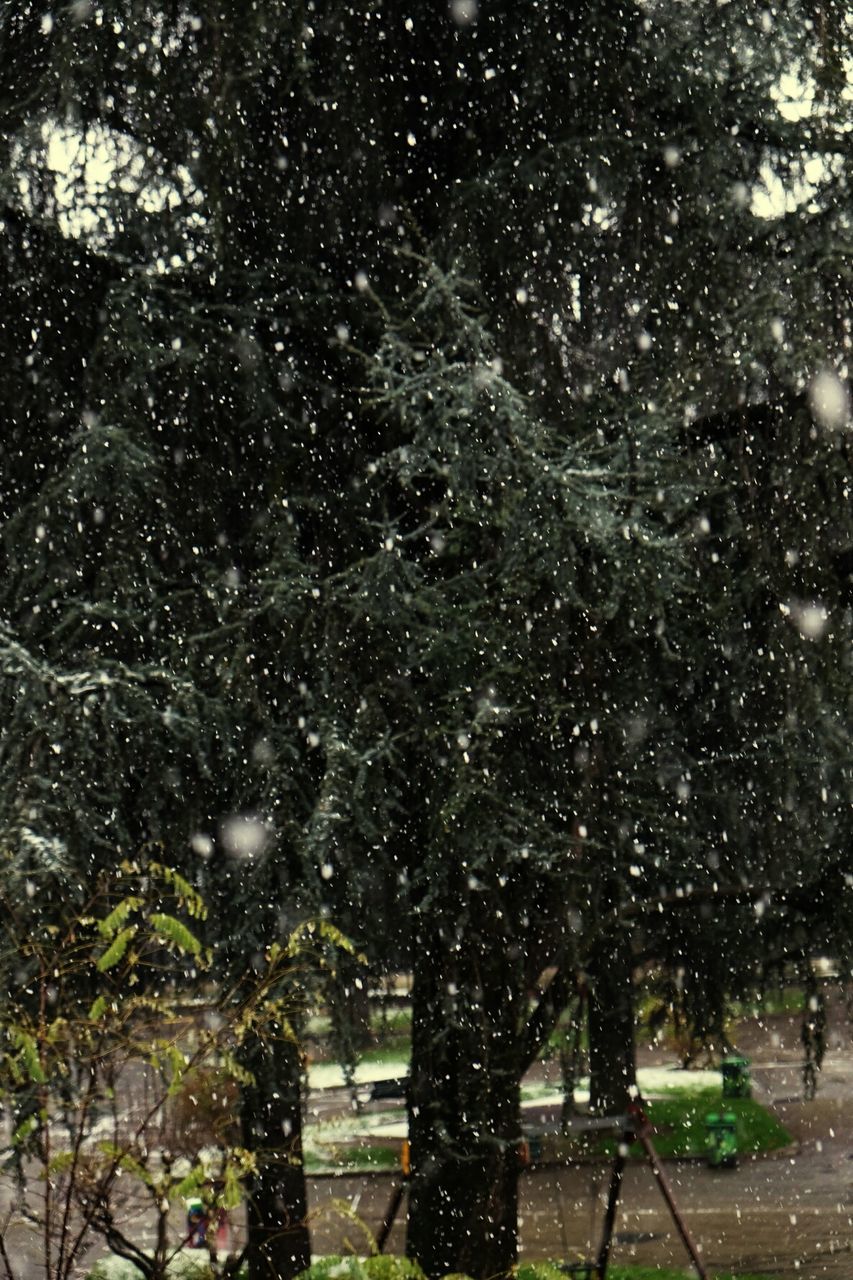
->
635 1127 708 1280
595 1138 627 1279
376 1180 407 1253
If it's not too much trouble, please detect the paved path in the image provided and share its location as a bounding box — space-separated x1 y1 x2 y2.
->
308 1151 853 1278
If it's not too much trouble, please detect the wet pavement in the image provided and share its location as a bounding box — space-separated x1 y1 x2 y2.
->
309 1145 853 1278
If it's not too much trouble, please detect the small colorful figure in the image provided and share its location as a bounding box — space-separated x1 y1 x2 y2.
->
186 1198 207 1247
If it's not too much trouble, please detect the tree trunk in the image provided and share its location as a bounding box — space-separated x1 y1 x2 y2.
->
241 1035 311 1280
406 905 522 1280
587 927 636 1117
328 967 373 1052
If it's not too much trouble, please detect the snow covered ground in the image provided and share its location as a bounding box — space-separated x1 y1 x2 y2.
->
304 1061 723 1147
307 1059 721 1095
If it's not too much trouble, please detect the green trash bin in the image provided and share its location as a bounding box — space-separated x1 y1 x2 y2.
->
722 1054 751 1098
705 1110 738 1168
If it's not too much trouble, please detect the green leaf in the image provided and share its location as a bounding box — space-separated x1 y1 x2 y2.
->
11 1029 46 1083
13 1114 38 1146
45 1017 69 1044
287 919 358 959
175 1166 207 1199
98 897 143 937
48 1150 75 1175
96 925 137 971
222 1162 245 1209
87 995 109 1022
97 1143 153 1185
150 1041 189 1093
217 1049 255 1087
119 1153 153 1184
149 863 207 919
150 913 202 956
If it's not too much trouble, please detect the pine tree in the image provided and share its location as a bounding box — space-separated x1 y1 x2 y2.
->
644 390 852 1058
2 4 852 1278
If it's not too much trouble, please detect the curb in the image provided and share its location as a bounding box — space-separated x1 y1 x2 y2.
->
305 1140 802 1178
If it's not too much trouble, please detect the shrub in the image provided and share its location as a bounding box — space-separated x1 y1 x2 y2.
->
88 1255 244 1280
297 1258 426 1280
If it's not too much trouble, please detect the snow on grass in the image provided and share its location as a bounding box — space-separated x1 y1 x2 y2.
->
307 1059 410 1090
308 1057 721 1097
636 1065 723 1093
88 1253 222 1280
304 1061 724 1156
519 1066 722 1110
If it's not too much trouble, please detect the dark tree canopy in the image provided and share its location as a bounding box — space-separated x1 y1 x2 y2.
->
1 2 851 1277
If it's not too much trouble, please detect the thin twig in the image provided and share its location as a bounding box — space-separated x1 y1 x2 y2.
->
55 1065 98 1280
0 1230 18 1280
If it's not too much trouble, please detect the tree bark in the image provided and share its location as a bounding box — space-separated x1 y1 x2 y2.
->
587 927 636 1117
406 902 522 1280
241 1035 311 1280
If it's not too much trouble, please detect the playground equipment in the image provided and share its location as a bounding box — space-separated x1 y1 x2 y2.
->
375 1101 707 1280
588 1100 708 1280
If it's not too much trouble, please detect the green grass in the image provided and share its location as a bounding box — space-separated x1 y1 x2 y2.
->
306 1143 402 1173
306 1035 411 1070
305 1006 411 1055
591 1087 790 1161
372 1005 413 1033
305 1084 789 1172
521 1262 776 1280
357 1042 411 1067
728 986 805 1018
